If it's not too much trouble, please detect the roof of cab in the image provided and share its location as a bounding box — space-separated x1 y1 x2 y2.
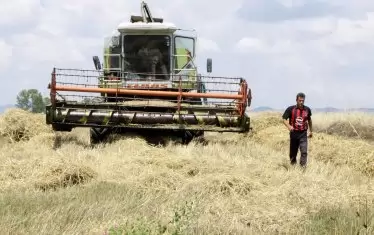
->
117 22 177 33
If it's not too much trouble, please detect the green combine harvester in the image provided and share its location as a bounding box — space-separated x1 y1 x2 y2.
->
46 1 252 145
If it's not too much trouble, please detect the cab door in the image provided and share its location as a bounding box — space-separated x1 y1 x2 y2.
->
173 36 195 73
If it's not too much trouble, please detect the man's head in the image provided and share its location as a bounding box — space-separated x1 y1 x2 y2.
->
296 92 305 108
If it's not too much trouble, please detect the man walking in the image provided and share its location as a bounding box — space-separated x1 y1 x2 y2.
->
282 92 313 167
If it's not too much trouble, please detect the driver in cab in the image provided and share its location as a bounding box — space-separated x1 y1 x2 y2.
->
138 41 168 80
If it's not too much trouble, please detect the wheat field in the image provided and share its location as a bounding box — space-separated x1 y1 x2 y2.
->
0 108 373 235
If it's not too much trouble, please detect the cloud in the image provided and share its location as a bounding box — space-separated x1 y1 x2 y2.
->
0 0 373 109
0 0 41 26
325 13 374 46
197 38 221 53
237 0 346 23
231 3 374 108
236 37 268 53
0 40 12 72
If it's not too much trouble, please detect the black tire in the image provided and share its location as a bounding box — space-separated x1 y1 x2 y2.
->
181 131 193 145
181 130 205 145
90 127 112 145
52 124 72 132
181 97 205 145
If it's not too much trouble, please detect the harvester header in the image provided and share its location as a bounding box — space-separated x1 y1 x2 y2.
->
46 1 252 145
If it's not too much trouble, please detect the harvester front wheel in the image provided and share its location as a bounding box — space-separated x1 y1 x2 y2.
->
181 130 204 145
90 127 112 145
181 97 205 144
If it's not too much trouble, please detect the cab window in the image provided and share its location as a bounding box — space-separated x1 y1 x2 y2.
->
174 36 194 70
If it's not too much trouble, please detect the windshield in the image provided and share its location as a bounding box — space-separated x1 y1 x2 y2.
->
123 35 171 80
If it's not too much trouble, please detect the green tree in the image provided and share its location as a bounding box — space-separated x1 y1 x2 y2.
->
44 97 51 106
16 89 48 113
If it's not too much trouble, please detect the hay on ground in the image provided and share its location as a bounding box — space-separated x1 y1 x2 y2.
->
1 110 374 234
253 125 374 177
0 108 52 143
312 112 374 141
250 111 283 133
35 164 97 191
318 121 374 141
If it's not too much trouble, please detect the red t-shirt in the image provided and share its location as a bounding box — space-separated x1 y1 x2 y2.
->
282 105 312 131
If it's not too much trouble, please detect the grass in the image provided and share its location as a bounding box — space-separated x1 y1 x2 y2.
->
304 203 373 235
0 108 373 234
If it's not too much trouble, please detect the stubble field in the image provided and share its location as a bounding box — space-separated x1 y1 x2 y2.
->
0 108 373 234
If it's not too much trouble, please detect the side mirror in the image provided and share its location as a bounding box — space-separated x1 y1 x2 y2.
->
207 58 212 73
93 56 102 70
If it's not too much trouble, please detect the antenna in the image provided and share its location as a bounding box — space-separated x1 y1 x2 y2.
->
141 1 153 22
131 1 164 23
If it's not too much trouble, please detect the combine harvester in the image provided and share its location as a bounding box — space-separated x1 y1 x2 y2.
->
45 1 252 145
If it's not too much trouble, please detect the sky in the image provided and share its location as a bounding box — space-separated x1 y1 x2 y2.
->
0 0 373 109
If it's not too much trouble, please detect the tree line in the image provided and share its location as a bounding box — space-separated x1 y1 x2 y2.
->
15 89 50 113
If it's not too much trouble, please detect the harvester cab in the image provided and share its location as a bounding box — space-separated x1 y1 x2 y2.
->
95 1 206 94
46 1 252 145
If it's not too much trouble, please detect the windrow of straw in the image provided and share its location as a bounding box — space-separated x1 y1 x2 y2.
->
0 108 52 143
312 112 374 141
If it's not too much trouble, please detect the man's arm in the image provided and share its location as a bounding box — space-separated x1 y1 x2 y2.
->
282 107 294 131
283 119 293 131
308 119 313 131
308 107 313 137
